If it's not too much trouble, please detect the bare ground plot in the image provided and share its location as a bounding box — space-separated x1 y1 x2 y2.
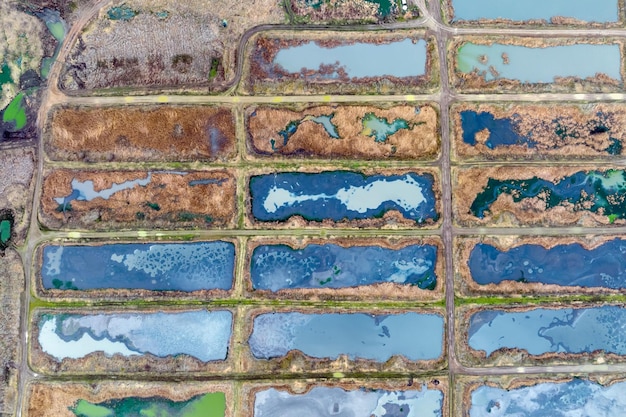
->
453 166 626 227
244 31 438 95
0 250 23 417
452 103 626 160
40 169 237 230
247 104 439 160
450 37 624 93
454 235 626 296
244 236 444 301
26 381 234 417
46 105 236 162
0 148 35 247
60 0 285 92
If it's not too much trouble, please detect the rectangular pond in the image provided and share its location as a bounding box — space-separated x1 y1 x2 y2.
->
40 241 235 292
249 171 439 226
456 42 621 83
469 379 626 417
250 242 438 291
255 386 443 417
467 305 626 358
449 0 618 23
248 311 444 362
37 310 232 363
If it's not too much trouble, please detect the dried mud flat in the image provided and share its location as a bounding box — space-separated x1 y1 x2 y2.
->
247 104 439 160
453 166 626 227
452 103 626 160
244 236 444 301
455 235 626 296
61 0 285 91
450 37 624 93
0 250 23 416
27 381 234 417
40 169 236 230
240 377 448 416
46 105 236 162
0 148 35 246
455 303 626 368
245 31 437 95
240 306 447 376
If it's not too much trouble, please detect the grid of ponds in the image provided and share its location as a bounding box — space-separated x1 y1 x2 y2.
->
12 2 626 416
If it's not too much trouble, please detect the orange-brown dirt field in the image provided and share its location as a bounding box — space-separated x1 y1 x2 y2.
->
247 104 439 160
454 235 626 296
40 169 236 230
455 303 625 368
240 306 447 376
243 236 444 301
46 105 236 162
27 382 234 417
240 378 448 417
450 37 624 93
452 103 626 160
453 166 625 227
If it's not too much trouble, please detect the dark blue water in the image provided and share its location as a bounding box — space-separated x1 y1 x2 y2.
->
468 239 626 288
460 110 536 149
471 379 626 417
251 243 437 291
41 242 235 291
468 305 626 356
250 171 438 223
470 170 626 220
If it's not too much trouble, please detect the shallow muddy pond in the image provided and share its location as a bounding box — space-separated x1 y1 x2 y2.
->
468 239 626 289
255 386 443 417
70 393 226 417
249 312 443 361
38 310 232 362
456 43 621 83
250 171 438 223
251 243 437 291
468 305 626 356
451 0 618 23
41 241 235 291
470 379 626 417
273 39 426 79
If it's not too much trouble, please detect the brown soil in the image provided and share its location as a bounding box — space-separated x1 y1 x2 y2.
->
450 37 624 93
455 302 626 368
40 169 237 230
244 236 444 301
247 104 440 160
455 375 625 417
240 377 449 417
46 105 236 162
240 306 447 376
27 381 234 417
245 31 438 95
452 103 626 160
61 0 285 92
455 235 626 296
0 250 23 416
33 238 238 302
245 167 442 229
0 148 36 247
29 308 236 376
453 166 625 227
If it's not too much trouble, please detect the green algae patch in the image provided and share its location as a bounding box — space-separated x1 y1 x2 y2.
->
2 93 27 130
0 62 12 88
47 22 65 42
0 220 10 244
70 393 226 417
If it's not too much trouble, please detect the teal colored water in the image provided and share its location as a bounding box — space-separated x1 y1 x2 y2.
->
457 43 621 83
70 393 226 417
107 5 138 20
0 62 11 88
0 220 10 244
274 39 427 79
361 112 410 143
452 0 618 22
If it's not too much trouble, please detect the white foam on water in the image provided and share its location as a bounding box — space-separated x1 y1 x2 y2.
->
43 246 64 276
